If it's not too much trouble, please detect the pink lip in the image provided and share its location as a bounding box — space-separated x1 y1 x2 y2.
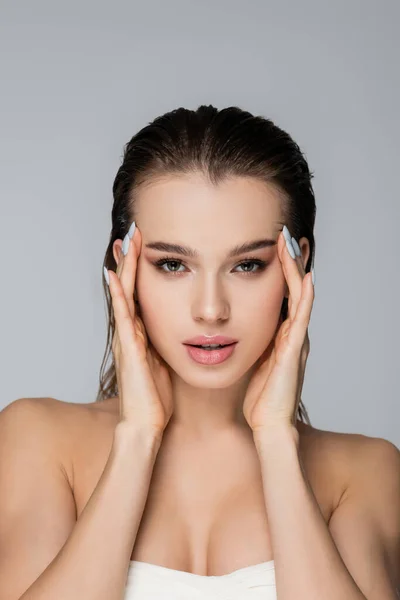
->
183 335 238 345
184 343 237 365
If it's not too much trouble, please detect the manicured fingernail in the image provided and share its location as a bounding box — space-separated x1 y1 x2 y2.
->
291 237 301 257
128 221 136 239
311 267 315 286
282 225 292 243
286 237 296 259
122 233 130 256
103 266 109 286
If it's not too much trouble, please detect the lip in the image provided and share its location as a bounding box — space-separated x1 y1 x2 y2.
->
183 335 238 346
184 343 237 365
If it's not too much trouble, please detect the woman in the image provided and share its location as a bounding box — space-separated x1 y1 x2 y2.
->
0 105 399 599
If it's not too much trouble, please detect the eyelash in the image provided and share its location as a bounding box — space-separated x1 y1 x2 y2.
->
152 256 269 277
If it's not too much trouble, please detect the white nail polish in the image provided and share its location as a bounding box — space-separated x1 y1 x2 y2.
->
122 233 130 256
311 267 315 285
291 237 301 257
128 221 136 239
103 266 109 285
282 225 291 243
286 237 296 259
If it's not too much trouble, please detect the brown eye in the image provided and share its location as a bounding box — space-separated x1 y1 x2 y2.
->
235 259 268 274
154 259 186 274
152 256 269 277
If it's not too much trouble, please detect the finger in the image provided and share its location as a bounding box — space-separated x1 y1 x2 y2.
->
115 250 134 323
106 268 137 352
289 234 308 317
279 228 304 320
288 271 315 350
291 236 306 277
115 233 127 278
117 223 140 320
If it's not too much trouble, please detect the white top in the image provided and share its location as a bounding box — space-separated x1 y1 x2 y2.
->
124 559 277 599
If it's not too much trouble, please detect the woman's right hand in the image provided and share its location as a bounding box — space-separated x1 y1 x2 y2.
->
104 222 173 438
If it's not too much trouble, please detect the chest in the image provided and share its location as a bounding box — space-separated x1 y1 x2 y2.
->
71 417 337 575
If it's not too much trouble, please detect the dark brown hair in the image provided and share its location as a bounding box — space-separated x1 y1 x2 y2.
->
96 104 316 425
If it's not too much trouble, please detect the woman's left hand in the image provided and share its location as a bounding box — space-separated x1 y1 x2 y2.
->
242 226 315 436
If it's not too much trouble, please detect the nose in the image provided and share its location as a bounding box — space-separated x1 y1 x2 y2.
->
192 277 230 323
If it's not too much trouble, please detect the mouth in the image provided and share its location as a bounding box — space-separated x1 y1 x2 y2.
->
185 343 237 350
183 342 238 365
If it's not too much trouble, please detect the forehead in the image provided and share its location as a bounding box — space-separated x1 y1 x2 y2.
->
135 173 283 239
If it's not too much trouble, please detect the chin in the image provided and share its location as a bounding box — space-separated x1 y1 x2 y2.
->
175 359 258 388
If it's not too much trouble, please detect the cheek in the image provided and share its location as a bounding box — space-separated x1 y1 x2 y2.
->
243 283 284 348
244 270 284 317
252 296 282 327
133 298 175 360
135 262 285 343
134 273 177 348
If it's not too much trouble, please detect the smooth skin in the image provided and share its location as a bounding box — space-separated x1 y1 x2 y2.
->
106 173 398 588
242 227 314 434
0 174 398 597
106 223 173 435
112 173 311 438
108 194 314 435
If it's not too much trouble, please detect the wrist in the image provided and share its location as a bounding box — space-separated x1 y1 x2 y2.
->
252 422 300 452
113 422 163 456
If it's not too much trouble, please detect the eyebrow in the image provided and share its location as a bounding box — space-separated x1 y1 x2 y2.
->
144 237 277 258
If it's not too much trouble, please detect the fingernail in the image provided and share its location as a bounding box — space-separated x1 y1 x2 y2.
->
103 266 109 286
128 221 136 239
311 267 315 286
286 237 296 259
291 237 301 257
122 233 130 256
282 225 292 243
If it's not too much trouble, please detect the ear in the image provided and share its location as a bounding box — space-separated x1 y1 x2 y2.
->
112 239 123 266
298 236 311 270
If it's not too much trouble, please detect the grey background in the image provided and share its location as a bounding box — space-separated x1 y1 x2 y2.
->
1 0 399 448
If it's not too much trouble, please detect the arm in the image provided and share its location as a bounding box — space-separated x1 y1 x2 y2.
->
0 398 162 600
254 426 400 600
328 435 400 599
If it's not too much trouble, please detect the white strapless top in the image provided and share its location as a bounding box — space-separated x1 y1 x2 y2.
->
124 559 277 599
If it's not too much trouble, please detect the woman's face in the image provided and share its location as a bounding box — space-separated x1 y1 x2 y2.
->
129 173 299 387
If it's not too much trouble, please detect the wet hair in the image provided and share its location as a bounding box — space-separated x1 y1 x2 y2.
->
96 104 316 425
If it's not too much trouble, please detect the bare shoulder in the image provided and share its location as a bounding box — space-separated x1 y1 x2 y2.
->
298 420 400 508
0 397 85 597
0 396 117 489
0 395 75 444
300 420 399 464
31 395 118 430
308 424 400 593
